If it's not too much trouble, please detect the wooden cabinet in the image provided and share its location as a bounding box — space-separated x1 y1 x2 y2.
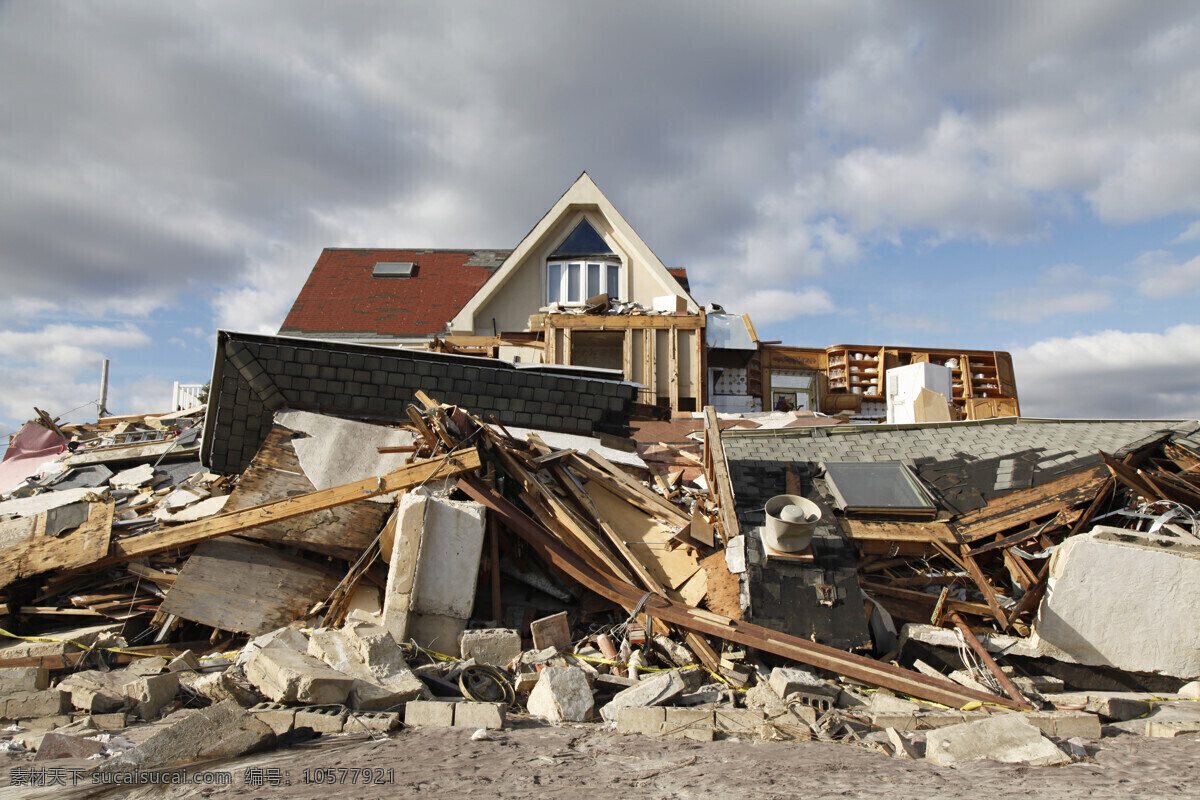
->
826 347 885 399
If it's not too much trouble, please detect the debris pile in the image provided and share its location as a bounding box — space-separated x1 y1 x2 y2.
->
0 389 1198 774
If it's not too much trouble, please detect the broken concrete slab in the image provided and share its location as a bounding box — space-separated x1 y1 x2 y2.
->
235 626 310 667
714 708 766 737
1024 710 1102 739
167 650 201 673
382 490 485 657
925 713 1070 767
154 494 229 524
0 667 49 695
459 628 522 667
1035 526 1200 678
245 647 355 706
1146 720 1200 738
33 731 106 761
89 713 127 731
869 691 922 716
617 707 665 736
453 702 505 730
887 727 922 759
306 625 423 710
768 667 840 701
122 672 180 720
3 690 70 720
20 715 72 731
404 700 455 727
527 666 594 723
0 622 121 661
600 669 686 723
181 669 260 707
124 657 168 677
94 700 275 774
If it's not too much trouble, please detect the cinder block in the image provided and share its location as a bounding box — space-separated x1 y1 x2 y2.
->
405 700 455 728
1146 720 1200 738
453 702 505 730
714 709 765 736
617 707 665 736
295 705 347 734
249 702 296 735
1025 711 1101 739
459 629 522 667
345 711 401 733
662 708 714 742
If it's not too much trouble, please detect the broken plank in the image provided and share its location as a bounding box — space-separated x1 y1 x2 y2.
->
703 407 741 542
841 518 957 544
583 450 689 526
99 448 481 566
951 464 1109 543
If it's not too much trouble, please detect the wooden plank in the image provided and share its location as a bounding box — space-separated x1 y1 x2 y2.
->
544 314 705 330
582 478 700 591
0 501 114 591
841 519 957 544
741 313 758 343
669 327 680 411
622 329 634 382
959 548 1009 629
643 329 656 401
159 536 341 634
222 426 388 560
100 449 480 566
703 407 741 542
951 465 1109 543
574 451 689 526
860 581 995 619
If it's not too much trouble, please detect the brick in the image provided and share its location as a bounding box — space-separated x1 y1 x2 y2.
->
405 701 455 727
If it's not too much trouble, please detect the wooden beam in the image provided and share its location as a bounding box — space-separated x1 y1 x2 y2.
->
842 519 957 544
544 314 705 330
622 328 634 382
99 449 481 566
576 451 689 526
951 465 1109 542
703 407 741 543
669 327 680 412
643 329 656 401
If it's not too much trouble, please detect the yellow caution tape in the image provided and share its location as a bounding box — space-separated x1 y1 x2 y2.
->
0 625 163 660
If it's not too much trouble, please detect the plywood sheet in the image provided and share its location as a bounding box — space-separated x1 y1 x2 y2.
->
0 501 112 589
159 536 341 635
583 479 699 591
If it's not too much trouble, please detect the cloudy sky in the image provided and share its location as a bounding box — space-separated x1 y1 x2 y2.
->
2 1 1200 441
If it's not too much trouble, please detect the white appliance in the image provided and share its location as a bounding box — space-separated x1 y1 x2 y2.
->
885 363 953 424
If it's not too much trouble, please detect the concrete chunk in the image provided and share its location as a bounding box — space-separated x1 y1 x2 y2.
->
235 626 309 668
1025 710 1102 739
33 731 106 761
600 669 686 723
3 690 70 720
167 650 201 673
122 673 179 720
459 629 522 667
20 715 72 731
527 666 594 723
306 626 422 710
182 668 260 707
57 671 127 714
0 667 49 695
714 709 765 736
245 647 354 706
926 713 1070 767
454 701 505 730
768 667 839 700
663 708 714 741
125 657 168 676
95 700 275 773
618 707 666 735
404 700 455 727
249 702 295 735
887 727 921 759
1047 692 1154 722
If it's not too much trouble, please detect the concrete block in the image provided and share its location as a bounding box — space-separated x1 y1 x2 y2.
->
3 690 70 720
870 692 922 716
530 611 571 651
20 715 72 731
245 647 355 706
125 657 168 676
453 702 506 730
57 671 127 713
714 709 765 736
89 713 127 730
768 667 839 701
235 626 309 667
306 625 423 710
95 700 275 774
182 668 260 707
122 672 180 720
0 666 49 695
1146 720 1200 738
926 714 1070 767
167 650 201 673
600 670 687 722
249 702 296 735
1035 526 1200 678
405 700 455 727
459 629 522 667
33 731 106 761
869 712 920 732
1025 710 1102 739
295 705 347 734
618 707 666 736
383 492 485 656
527 666 594 723
663 708 714 742
514 672 540 694
345 711 401 732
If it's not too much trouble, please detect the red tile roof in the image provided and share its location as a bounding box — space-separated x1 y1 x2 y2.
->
280 249 508 337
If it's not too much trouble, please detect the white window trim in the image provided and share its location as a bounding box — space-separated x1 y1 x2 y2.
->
546 259 622 306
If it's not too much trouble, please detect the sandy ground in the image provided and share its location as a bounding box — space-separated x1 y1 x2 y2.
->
2 720 1199 800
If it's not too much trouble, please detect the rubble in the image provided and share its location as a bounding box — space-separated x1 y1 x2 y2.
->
527 666 593 722
925 714 1070 767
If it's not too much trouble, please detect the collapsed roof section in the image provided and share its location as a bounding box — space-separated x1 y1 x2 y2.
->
201 330 639 474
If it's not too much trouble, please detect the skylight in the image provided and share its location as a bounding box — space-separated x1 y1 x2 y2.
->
373 262 416 278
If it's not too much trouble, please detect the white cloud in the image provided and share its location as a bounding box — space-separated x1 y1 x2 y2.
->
1176 220 1200 243
1134 250 1200 297
1012 324 1200 419
711 287 836 326
988 264 1115 321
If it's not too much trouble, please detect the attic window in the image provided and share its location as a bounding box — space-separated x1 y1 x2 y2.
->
373 262 416 278
547 220 620 305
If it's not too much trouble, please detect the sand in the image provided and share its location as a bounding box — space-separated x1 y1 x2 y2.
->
4 721 1199 800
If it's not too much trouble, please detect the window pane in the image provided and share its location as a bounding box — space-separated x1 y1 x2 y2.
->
567 263 581 302
607 264 620 300
587 263 601 298
547 263 561 304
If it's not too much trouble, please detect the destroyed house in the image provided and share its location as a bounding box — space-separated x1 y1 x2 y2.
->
279 173 1020 421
